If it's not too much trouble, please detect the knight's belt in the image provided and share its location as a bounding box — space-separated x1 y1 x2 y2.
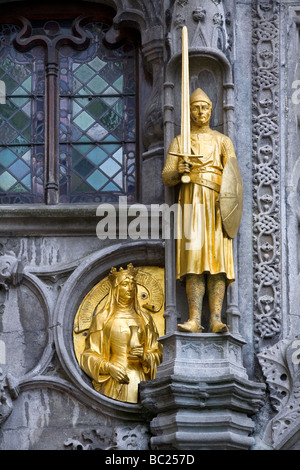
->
189 173 221 193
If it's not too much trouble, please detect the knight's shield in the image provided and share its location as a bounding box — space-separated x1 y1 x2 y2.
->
219 158 243 239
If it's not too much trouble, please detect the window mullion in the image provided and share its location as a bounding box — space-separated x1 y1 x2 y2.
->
45 60 59 204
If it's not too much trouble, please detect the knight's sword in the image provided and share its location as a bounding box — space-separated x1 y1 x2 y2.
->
180 26 191 184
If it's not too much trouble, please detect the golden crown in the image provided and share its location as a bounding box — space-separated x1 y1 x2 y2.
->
108 263 138 287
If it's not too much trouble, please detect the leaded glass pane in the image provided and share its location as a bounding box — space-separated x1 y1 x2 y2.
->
0 24 45 203
0 19 137 204
59 21 137 203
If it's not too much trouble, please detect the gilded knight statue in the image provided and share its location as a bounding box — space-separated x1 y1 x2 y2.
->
162 87 242 334
80 264 162 403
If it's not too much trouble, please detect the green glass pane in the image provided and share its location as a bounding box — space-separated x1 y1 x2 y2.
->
71 172 82 190
22 102 31 117
11 182 28 193
113 99 123 115
0 124 18 144
5 77 18 94
22 126 32 142
10 97 29 108
103 134 118 142
72 101 83 117
71 148 84 165
0 171 17 191
112 76 123 92
10 111 29 131
79 144 94 154
87 170 108 191
89 57 106 72
11 134 29 145
12 86 30 97
0 148 17 167
74 158 94 178
103 144 121 154
77 86 93 96
22 76 32 93
101 110 121 131
0 100 17 120
75 181 93 193
86 100 108 119
74 65 95 83
74 111 95 131
78 135 92 143
86 147 107 166
102 86 119 96
74 98 89 107
88 76 108 94
102 96 119 106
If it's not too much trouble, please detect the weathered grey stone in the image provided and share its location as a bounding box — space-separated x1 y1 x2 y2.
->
0 0 299 451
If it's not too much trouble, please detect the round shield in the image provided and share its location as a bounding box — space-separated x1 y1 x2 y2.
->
219 158 243 239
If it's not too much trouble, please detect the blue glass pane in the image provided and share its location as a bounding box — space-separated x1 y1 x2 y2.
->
86 147 107 166
87 170 108 191
0 148 17 167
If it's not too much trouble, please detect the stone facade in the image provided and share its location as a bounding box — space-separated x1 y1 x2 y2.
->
0 0 299 451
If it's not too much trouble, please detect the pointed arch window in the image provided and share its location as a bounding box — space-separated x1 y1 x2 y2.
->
0 5 139 204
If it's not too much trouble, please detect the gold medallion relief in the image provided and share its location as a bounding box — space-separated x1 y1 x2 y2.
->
73 265 164 404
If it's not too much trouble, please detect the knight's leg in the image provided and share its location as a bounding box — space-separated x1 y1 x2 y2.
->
207 273 229 333
178 273 205 333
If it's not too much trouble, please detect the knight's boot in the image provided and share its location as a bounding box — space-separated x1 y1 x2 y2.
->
178 310 204 333
209 313 229 333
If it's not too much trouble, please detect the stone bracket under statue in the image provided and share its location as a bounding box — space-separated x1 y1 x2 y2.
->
140 332 266 450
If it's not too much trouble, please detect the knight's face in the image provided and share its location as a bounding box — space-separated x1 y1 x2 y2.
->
190 101 212 126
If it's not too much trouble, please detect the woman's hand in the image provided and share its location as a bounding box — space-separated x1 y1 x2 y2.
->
108 363 129 384
129 346 144 358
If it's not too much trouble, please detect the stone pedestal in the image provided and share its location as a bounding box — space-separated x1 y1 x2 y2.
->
140 332 266 450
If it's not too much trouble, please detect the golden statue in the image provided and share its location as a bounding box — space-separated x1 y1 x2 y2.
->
74 265 163 404
162 27 243 334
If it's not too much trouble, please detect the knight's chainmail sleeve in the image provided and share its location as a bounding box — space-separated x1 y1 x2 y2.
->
162 136 181 187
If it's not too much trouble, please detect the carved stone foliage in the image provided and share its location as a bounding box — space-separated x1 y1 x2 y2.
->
258 336 300 450
252 0 281 351
0 369 19 425
64 423 150 450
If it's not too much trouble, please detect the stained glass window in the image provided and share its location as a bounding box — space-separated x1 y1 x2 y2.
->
0 24 45 203
59 22 137 203
0 17 138 204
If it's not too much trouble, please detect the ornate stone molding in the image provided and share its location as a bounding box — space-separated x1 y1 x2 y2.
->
140 332 266 450
258 336 300 450
0 241 164 431
252 0 281 350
